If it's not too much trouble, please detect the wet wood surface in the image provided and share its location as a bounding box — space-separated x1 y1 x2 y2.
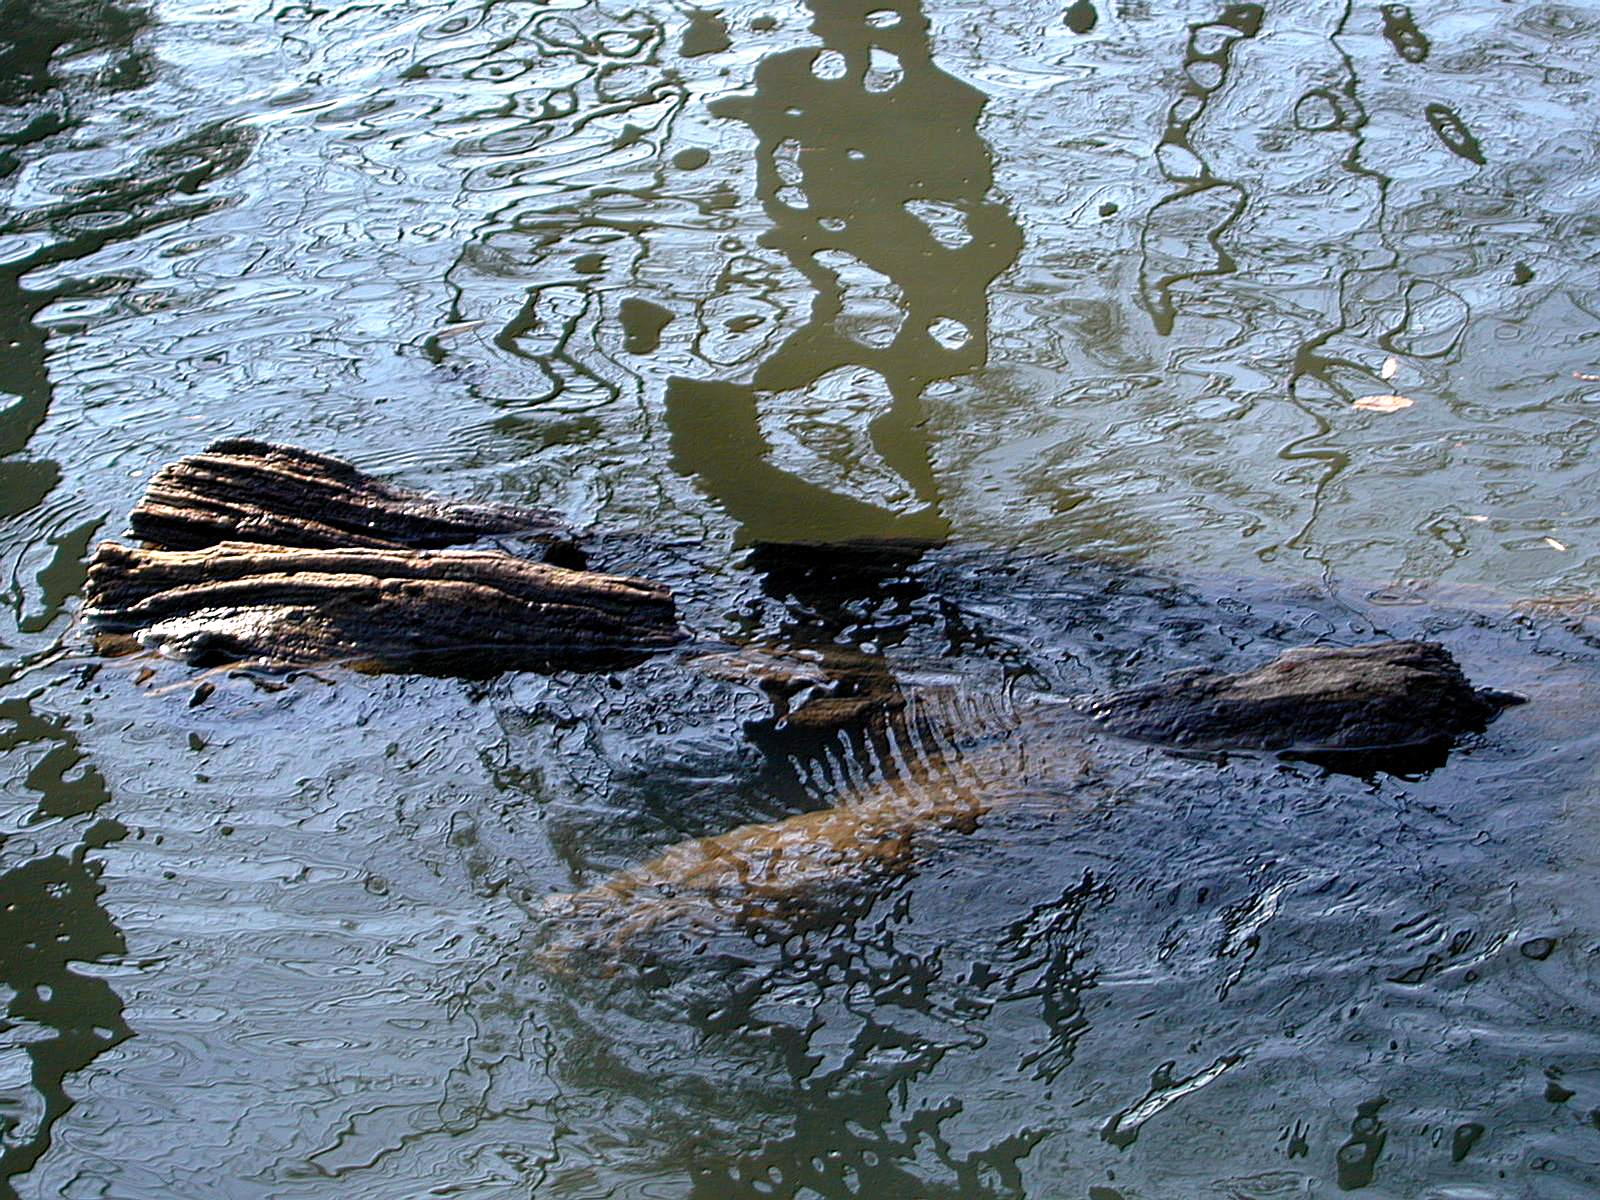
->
88 441 681 672
130 438 581 563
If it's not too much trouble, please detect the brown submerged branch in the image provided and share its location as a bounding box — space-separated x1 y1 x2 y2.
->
542 699 1064 960
542 640 1520 964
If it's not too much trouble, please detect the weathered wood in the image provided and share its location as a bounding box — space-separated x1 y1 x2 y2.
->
129 438 581 564
543 692 1053 956
1076 639 1516 755
692 642 907 737
542 640 1518 962
86 541 682 673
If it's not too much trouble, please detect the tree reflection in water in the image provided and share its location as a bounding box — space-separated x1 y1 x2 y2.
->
667 0 1022 544
0 0 255 1193
0 696 130 1198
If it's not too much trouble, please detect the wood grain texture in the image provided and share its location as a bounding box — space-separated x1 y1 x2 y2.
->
129 438 581 564
87 541 682 673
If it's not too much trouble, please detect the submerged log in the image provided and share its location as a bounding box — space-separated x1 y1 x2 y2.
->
544 752 1039 954
1076 639 1516 756
543 690 1053 957
129 438 582 565
85 541 682 673
692 642 908 739
542 640 1519 962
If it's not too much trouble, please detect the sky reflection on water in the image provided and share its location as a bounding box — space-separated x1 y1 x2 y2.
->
2 0 1600 1196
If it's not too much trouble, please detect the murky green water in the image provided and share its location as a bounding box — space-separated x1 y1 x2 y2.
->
4 0 1600 1195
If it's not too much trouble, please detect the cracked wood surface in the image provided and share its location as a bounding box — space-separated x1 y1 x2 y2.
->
129 438 581 562
87 541 682 672
87 440 680 673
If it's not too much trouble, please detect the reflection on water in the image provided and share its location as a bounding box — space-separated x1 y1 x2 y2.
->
1 0 255 627
0 0 250 1195
667 0 1022 542
2 0 1600 1196
0 0 148 107
415 0 683 409
0 693 129 1197
955 0 1600 580
0 0 153 565
1137 3 1262 339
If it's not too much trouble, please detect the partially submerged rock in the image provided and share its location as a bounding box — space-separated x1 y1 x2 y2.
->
129 438 582 564
1077 639 1518 757
86 541 682 673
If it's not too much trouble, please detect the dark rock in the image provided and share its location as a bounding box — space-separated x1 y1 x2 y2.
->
618 297 673 355
85 540 681 674
129 438 581 565
1078 640 1518 757
1380 4 1429 63
679 8 730 57
1065 0 1098 34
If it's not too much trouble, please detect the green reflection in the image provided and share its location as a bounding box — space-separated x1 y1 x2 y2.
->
667 0 1022 544
1135 3 1262 337
0 696 129 1197
0 2 255 1192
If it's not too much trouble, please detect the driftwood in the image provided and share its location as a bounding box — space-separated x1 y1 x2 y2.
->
86 542 681 672
542 640 1519 961
87 446 1523 954
129 438 583 564
86 440 682 673
1077 639 1514 756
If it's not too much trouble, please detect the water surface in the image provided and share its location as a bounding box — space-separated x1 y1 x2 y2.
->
3 0 1600 1195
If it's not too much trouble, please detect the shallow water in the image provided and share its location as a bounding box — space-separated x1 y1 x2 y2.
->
3 0 1600 1195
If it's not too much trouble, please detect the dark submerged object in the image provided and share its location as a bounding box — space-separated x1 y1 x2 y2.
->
1078 639 1521 760
732 540 1522 766
86 441 683 673
88 451 1522 945
544 636 1521 963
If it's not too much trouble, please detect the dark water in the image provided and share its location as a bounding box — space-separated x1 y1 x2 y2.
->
3 0 1600 1195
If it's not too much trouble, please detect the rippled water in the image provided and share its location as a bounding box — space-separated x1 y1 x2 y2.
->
4 0 1600 1195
